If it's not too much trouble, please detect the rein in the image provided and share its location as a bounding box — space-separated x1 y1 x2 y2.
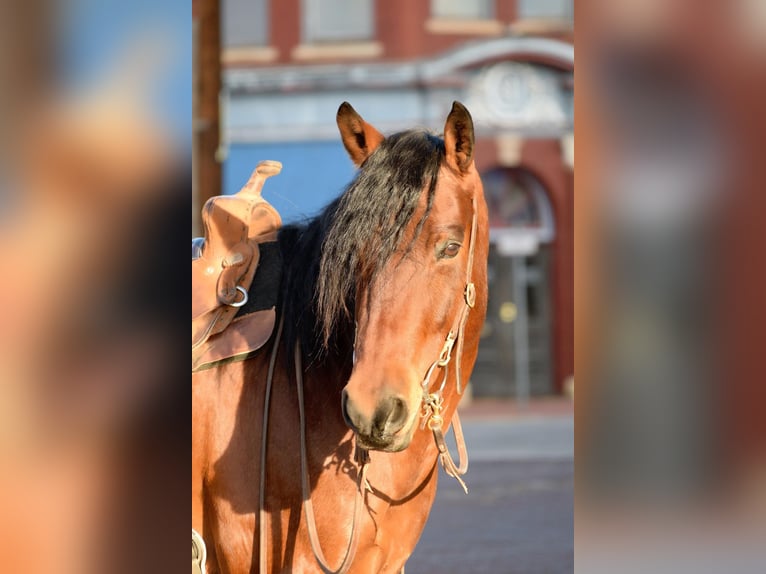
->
295 342 370 574
258 317 369 574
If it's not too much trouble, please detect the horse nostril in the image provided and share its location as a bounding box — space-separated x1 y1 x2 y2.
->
376 396 409 435
341 389 357 431
388 397 408 430
344 389 410 446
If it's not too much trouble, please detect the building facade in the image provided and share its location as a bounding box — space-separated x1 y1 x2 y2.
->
219 0 573 397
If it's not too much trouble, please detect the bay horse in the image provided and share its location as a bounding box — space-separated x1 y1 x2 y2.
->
192 101 488 573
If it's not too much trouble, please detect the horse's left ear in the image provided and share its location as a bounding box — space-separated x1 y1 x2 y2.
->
336 102 385 167
443 101 475 174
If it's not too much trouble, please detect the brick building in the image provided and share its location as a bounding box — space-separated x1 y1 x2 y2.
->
208 0 573 396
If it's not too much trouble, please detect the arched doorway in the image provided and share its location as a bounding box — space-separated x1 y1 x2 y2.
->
472 167 556 399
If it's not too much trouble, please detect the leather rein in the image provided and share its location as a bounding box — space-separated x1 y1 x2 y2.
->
257 195 478 573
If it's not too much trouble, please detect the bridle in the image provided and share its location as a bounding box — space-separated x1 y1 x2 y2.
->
256 193 480 573
419 193 478 494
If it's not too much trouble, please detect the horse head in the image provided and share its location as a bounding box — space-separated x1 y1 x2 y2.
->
324 102 488 452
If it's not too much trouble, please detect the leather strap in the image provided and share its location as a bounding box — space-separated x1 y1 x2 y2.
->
257 320 368 574
420 194 478 491
454 195 479 394
431 411 469 493
295 341 369 574
259 316 284 574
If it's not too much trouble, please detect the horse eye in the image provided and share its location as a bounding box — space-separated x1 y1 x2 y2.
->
441 242 461 259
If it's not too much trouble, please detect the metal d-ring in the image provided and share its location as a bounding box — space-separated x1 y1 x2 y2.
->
228 285 248 308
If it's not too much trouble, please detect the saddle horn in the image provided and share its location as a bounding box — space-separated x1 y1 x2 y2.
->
241 160 282 198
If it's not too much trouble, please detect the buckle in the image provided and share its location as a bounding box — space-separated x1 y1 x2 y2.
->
464 283 476 308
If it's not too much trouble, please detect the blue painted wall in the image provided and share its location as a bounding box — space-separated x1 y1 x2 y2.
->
223 141 357 224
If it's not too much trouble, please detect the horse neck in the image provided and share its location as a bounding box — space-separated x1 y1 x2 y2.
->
300 344 353 397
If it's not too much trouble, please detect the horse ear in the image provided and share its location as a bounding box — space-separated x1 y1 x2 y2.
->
443 101 475 174
336 102 385 167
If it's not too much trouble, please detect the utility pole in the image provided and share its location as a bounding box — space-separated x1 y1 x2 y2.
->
193 0 221 235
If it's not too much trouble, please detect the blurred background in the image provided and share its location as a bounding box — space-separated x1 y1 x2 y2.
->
576 0 766 573
1 1 188 572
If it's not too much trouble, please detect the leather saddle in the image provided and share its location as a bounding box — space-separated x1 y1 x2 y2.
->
192 160 282 371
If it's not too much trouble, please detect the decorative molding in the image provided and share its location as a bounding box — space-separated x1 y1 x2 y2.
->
425 18 505 36
466 62 571 131
225 37 573 93
508 18 573 36
419 36 574 81
222 38 574 144
222 46 279 66
291 42 383 61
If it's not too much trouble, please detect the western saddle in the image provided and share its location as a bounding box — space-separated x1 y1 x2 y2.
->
191 160 283 371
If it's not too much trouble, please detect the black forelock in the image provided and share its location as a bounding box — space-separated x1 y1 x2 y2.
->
277 129 445 362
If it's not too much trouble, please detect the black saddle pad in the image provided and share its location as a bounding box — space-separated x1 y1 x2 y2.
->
235 241 282 317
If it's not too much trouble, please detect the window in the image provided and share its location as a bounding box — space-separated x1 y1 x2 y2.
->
431 0 493 19
517 0 573 21
222 0 268 47
304 0 374 42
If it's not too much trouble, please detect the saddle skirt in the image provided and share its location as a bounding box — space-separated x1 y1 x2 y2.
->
192 160 282 371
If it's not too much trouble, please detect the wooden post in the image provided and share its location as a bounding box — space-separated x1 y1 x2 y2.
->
193 0 222 236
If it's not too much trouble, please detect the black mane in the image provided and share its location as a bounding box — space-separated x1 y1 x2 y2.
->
277 129 445 362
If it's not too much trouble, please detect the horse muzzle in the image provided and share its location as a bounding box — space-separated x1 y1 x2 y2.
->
341 389 415 452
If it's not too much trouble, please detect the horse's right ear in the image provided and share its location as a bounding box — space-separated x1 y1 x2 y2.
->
336 102 385 167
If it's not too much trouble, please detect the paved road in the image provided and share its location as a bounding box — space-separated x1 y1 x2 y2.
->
407 416 574 573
